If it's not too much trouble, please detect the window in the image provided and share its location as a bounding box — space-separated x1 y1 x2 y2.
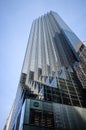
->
30 109 54 128
72 100 80 107
63 98 71 105
30 109 42 126
60 85 67 90
29 71 34 80
68 86 75 91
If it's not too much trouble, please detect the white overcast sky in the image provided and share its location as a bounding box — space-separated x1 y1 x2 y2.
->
0 0 86 129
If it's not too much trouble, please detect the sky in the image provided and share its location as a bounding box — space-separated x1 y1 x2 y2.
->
0 0 86 129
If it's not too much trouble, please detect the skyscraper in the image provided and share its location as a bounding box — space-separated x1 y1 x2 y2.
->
4 11 86 130
74 43 86 89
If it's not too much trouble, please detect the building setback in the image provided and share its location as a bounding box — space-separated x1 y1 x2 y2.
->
4 11 86 130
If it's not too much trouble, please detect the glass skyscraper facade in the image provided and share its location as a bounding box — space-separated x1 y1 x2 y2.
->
4 11 86 130
74 44 86 89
